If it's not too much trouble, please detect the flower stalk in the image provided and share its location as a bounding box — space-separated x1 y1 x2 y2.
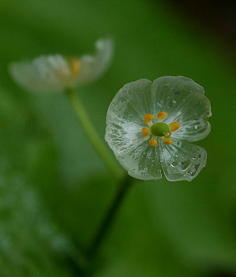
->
87 174 133 259
65 87 123 179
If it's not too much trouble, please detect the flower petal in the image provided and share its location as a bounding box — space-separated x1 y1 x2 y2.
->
116 141 162 180
105 78 162 180
105 79 152 155
77 38 113 84
160 139 207 181
106 120 147 156
151 76 211 141
106 78 153 125
9 55 71 93
172 120 211 142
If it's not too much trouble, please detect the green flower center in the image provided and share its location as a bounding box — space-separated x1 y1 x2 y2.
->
151 122 170 137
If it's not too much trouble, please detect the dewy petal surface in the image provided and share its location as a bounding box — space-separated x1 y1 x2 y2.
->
151 76 211 141
160 139 207 181
106 79 162 180
106 79 152 156
9 55 71 93
116 141 162 180
106 79 152 137
77 38 113 84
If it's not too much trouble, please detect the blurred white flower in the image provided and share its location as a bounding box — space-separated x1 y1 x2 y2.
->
9 38 113 93
105 76 211 181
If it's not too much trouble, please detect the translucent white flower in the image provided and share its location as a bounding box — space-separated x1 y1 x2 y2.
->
105 76 212 181
9 38 113 93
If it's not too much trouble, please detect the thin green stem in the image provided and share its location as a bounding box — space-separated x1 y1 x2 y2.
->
65 87 133 276
87 174 133 260
67 175 133 277
65 87 123 179
63 246 88 276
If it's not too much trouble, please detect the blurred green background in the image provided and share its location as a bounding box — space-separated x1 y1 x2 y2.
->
0 0 236 276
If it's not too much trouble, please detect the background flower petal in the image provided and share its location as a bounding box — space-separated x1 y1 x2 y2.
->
77 38 114 84
160 139 207 181
151 76 211 141
9 55 71 93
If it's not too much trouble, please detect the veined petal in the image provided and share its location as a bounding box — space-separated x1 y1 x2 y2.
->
106 120 147 156
106 106 163 180
160 139 207 181
77 38 114 84
105 78 162 179
151 76 211 141
116 141 162 180
172 120 211 142
106 79 153 128
9 55 71 93
105 80 152 156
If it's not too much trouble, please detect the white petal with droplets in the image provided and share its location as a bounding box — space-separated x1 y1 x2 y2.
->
151 76 211 141
160 139 207 181
116 141 162 180
106 79 152 153
106 79 162 179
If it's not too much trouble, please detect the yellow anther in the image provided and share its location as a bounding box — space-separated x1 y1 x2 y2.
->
148 139 158 147
144 114 154 124
141 127 150 137
169 121 181 132
163 137 173 144
70 59 80 79
157 111 168 121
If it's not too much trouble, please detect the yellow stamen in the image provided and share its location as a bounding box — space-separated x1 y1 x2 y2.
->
141 127 150 137
169 121 181 132
144 114 154 124
157 111 168 121
163 137 173 144
148 139 158 147
70 59 80 79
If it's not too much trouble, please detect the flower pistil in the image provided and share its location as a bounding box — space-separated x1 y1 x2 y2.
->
141 112 180 146
69 59 81 79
